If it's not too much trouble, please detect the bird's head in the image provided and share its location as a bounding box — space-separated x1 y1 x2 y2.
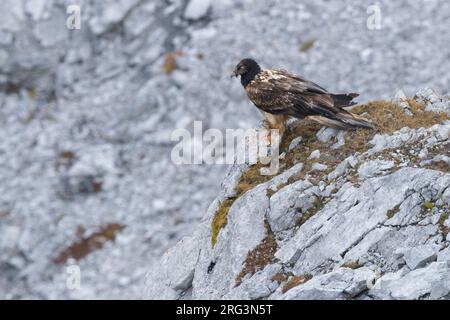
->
231 58 261 87
231 58 261 78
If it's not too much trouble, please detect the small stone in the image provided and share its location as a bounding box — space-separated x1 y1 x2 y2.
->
393 90 413 116
316 127 339 143
288 137 302 152
331 130 346 149
307 150 320 160
311 163 328 171
328 157 351 181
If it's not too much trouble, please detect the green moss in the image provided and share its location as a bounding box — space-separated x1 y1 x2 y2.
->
438 212 449 237
211 198 235 247
387 204 401 219
422 201 434 211
439 212 449 226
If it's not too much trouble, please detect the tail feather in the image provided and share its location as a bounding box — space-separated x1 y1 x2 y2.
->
334 111 374 129
308 112 374 130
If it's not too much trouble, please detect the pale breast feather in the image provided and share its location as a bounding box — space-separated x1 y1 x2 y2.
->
255 69 287 83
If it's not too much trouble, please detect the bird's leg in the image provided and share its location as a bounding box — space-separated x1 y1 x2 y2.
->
262 113 286 145
258 115 286 174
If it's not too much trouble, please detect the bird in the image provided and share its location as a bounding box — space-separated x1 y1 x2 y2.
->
231 58 373 140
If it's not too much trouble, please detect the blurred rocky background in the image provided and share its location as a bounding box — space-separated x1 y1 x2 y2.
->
0 0 449 299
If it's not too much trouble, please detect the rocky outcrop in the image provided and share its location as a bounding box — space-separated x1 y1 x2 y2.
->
1 0 450 299
146 91 450 300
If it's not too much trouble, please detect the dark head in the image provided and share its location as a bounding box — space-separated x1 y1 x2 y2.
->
231 58 261 87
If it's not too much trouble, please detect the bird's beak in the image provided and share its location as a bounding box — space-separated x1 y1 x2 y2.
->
230 69 238 78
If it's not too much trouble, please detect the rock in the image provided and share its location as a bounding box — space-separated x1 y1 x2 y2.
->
316 127 339 143
437 248 450 265
25 0 49 21
278 267 376 300
89 0 141 35
420 155 450 168
327 156 353 181
222 264 282 300
191 184 269 299
288 137 303 152
307 150 320 160
358 160 395 180
267 180 315 232
415 88 450 115
393 90 413 116
144 93 449 300
184 0 212 20
275 168 446 273
370 262 450 300
145 229 203 299
311 163 328 171
331 130 346 149
398 245 438 270
0 0 449 301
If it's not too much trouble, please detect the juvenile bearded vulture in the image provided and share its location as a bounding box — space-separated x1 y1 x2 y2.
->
231 58 373 138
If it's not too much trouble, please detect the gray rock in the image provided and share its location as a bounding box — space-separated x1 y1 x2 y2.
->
268 180 315 232
145 121 449 300
275 168 446 272
89 0 141 35
437 248 450 265
311 163 328 171
316 127 339 143
1 0 450 300
191 184 269 299
307 150 320 160
415 88 450 115
184 0 212 20
399 245 438 270
278 267 376 300
289 137 303 152
358 160 395 180
327 156 352 181
145 227 204 299
331 130 346 149
222 264 282 300
393 90 413 116
420 155 450 168
370 262 450 300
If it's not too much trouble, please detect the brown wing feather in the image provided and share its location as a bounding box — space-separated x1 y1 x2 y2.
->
245 69 342 118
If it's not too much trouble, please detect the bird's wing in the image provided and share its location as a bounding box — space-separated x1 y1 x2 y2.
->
245 69 341 118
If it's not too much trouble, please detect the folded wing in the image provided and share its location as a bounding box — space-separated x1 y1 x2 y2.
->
245 69 372 129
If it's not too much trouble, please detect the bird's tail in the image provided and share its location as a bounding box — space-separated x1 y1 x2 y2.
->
311 92 374 130
308 112 374 130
